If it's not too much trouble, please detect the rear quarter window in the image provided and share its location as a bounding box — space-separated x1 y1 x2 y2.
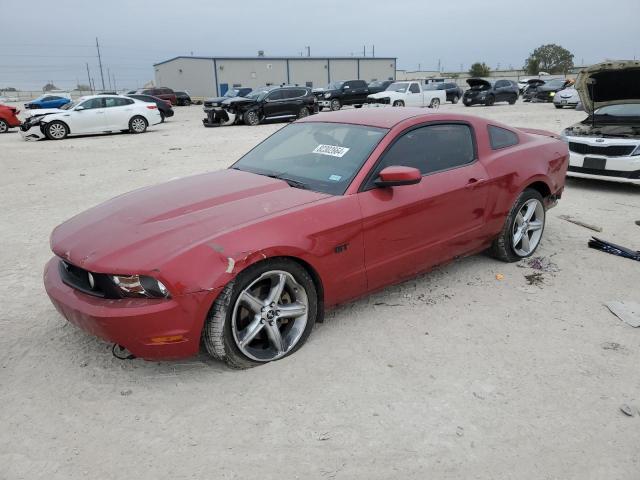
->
488 125 519 150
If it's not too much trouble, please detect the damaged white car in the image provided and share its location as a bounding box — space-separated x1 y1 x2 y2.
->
562 60 640 185
366 81 446 108
19 95 162 141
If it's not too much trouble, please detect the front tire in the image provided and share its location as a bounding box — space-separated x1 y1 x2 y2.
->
484 95 495 106
0 119 8 133
330 99 341 111
508 95 517 105
489 189 546 262
203 259 318 369
160 112 165 123
243 110 261 126
554 104 563 109
129 116 148 134
392 100 405 107
45 121 68 140
297 106 310 119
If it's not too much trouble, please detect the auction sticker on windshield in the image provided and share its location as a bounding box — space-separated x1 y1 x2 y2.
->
313 144 350 158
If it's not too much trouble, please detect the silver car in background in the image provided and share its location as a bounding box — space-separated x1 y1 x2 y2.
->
554 87 580 109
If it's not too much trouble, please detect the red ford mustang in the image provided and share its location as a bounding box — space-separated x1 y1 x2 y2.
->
44 108 568 368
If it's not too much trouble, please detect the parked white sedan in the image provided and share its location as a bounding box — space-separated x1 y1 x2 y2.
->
19 95 162 141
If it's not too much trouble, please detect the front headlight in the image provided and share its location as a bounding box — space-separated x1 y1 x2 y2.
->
549 92 555 97
324 92 331 99
111 274 170 298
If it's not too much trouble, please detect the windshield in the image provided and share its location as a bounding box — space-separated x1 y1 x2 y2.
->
386 82 409 93
59 101 78 110
470 83 490 90
327 82 344 90
546 79 566 88
232 122 388 195
245 88 272 100
224 89 240 97
594 104 640 117
424 84 440 90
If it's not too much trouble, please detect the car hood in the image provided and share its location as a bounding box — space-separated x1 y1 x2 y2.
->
466 78 492 88
556 87 578 98
50 169 331 273
23 108 65 118
368 91 399 99
222 97 256 106
575 60 640 114
205 96 230 103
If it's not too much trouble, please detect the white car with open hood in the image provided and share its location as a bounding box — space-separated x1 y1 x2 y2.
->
366 81 446 109
19 95 162 141
562 60 640 184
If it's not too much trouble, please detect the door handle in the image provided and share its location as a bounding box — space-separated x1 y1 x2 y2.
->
466 177 486 188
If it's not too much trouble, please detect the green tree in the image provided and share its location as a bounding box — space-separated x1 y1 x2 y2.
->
468 62 491 77
524 44 574 74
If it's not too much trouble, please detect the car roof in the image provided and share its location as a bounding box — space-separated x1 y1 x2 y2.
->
300 107 480 129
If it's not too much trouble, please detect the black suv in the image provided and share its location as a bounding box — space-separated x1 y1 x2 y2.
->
522 78 570 103
424 82 464 103
463 78 519 106
316 80 369 111
175 91 192 106
204 85 317 127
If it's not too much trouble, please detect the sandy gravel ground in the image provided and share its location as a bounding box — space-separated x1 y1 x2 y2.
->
1 102 639 480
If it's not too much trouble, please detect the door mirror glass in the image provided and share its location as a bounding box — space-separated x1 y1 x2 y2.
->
375 166 422 188
75 105 85 111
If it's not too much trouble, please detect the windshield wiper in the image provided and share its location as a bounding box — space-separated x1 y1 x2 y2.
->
265 173 309 190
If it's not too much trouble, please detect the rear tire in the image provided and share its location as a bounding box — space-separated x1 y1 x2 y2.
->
203 259 318 369
45 121 68 140
129 116 148 134
489 189 546 262
429 98 440 109
297 106 310 119
451 95 459 104
160 112 165 123
508 95 517 105
354 104 363 108
0 119 8 133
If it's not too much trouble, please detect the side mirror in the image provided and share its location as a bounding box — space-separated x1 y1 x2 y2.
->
375 166 422 188
75 105 85 111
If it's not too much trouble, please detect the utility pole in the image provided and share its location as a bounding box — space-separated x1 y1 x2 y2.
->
363 45 366 57
85 62 92 92
372 45 375 57
418 63 421 71
437 58 441 72
96 37 105 91
305 46 310 57
112 73 117 91
107 68 112 90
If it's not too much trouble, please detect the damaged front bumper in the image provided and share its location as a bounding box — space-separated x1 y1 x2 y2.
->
19 119 47 141
566 136 640 184
202 108 237 127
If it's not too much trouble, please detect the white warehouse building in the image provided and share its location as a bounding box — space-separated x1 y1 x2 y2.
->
153 56 397 98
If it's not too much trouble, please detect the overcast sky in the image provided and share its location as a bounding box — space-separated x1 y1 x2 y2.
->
1 0 638 91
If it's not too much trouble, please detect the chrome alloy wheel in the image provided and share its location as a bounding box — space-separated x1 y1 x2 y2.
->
131 117 146 132
48 123 66 139
232 270 308 362
512 198 545 257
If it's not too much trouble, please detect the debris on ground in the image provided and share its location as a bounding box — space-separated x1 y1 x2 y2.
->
636 220 640 226
168 147 182 151
559 215 603 232
495 273 504 280
374 302 401 307
601 342 622 350
619 404 635 417
588 237 640 262
605 301 640 327
519 256 560 273
120 389 133 396
525 272 545 287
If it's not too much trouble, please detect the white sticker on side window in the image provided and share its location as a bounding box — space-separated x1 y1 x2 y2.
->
313 144 350 157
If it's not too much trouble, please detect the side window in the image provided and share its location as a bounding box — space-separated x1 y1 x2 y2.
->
488 125 519 150
266 89 284 101
105 97 133 107
79 98 104 109
373 124 475 180
495 80 507 88
280 89 297 99
160 88 172 95
409 83 420 93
